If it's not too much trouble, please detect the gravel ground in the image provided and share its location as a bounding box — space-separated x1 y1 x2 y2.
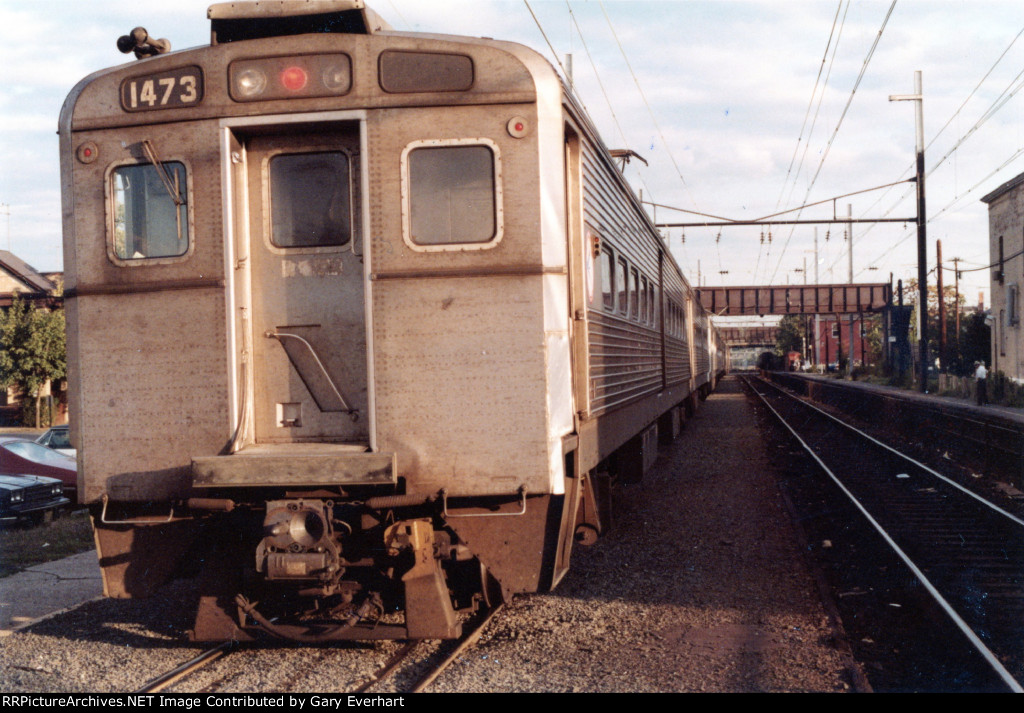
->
0 375 856 693
420 376 856 692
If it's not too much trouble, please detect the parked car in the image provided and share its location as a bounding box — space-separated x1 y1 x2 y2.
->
36 425 75 458
0 437 77 500
0 473 69 525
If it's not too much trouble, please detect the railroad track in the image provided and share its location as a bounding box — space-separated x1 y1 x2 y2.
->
134 604 503 694
744 375 1024 692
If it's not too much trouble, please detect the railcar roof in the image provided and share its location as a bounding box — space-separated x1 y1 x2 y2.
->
207 0 392 42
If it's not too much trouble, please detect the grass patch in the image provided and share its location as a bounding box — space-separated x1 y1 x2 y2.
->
0 508 95 578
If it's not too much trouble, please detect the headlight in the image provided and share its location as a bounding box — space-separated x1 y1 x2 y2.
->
234 67 268 98
9 490 24 503
52 484 63 496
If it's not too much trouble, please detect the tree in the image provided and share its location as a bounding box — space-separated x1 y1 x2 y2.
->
775 314 805 356
0 296 66 427
904 278 986 375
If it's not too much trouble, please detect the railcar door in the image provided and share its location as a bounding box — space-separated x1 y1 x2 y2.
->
239 126 368 445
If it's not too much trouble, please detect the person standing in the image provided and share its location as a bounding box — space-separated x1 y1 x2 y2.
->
975 361 988 406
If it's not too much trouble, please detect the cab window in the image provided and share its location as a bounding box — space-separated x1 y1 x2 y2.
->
111 162 189 260
403 140 502 250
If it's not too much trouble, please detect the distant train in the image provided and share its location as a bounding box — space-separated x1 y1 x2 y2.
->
60 0 728 641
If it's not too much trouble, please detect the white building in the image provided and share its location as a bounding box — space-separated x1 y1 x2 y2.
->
982 172 1024 378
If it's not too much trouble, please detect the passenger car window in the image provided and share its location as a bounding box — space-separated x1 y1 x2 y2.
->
616 258 627 314
111 162 189 260
404 142 500 249
601 247 614 310
269 152 351 248
640 276 649 323
630 268 640 319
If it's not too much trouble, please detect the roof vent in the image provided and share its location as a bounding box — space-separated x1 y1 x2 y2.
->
208 0 392 44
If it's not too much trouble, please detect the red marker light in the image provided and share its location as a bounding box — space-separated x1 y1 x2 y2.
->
280 66 308 92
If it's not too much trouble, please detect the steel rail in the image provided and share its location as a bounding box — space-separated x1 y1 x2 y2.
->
348 642 420 694
133 641 235 693
744 375 1024 693
347 603 503 694
410 603 504 693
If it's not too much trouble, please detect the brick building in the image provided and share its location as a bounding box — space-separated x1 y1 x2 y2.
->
812 314 873 368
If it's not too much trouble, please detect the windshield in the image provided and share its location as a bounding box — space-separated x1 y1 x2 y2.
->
4 440 75 468
42 429 71 450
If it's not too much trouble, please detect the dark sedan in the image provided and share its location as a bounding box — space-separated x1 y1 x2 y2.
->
0 473 69 525
0 437 77 500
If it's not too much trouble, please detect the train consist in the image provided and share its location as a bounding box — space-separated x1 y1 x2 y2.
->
60 0 728 641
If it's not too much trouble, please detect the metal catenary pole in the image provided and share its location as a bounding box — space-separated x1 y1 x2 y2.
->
848 204 854 376
937 239 946 371
890 71 928 392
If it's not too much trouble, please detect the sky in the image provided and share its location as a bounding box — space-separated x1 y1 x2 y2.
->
3 0 1024 310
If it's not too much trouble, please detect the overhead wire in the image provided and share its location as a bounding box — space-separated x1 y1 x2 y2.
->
563 2 637 171
859 77 1024 278
850 22 1024 277
597 1 698 212
523 0 576 92
758 1 845 285
946 247 1024 274
767 0 897 286
526 2 689 267
862 144 1024 278
762 0 853 286
562 1 664 240
854 23 1024 226
775 1 846 212
523 2 655 202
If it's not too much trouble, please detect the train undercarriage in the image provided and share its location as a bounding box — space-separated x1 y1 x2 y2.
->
91 484 583 643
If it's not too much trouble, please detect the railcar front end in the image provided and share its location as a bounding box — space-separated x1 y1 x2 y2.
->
61 1 578 641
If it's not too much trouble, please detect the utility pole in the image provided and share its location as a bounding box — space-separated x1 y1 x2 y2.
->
937 239 946 371
890 71 928 393
953 257 961 364
847 204 854 377
0 203 9 252
814 227 820 368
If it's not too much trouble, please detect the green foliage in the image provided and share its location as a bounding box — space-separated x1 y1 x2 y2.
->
988 370 1024 407
0 296 67 427
775 314 805 356
903 278 989 376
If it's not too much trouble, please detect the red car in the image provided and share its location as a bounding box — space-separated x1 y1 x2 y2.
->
0 436 77 501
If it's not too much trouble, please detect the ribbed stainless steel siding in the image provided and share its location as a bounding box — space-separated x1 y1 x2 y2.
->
588 312 662 413
693 308 710 381
579 135 697 416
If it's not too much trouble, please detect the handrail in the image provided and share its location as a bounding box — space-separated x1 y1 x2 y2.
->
441 486 527 518
265 330 356 415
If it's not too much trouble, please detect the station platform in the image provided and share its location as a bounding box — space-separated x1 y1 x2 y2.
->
786 370 1024 424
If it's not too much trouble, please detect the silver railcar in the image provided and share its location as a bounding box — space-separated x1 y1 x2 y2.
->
60 0 726 641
